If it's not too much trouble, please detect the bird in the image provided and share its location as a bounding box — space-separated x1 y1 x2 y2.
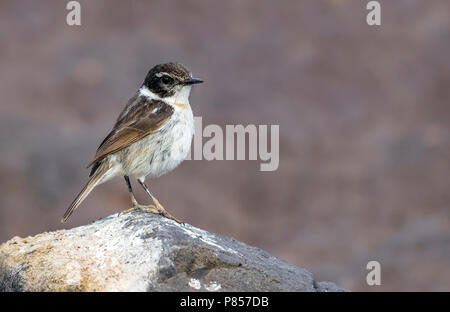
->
62 62 203 224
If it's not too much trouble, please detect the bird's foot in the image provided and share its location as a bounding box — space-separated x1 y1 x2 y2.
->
121 205 140 215
122 202 183 224
151 197 184 224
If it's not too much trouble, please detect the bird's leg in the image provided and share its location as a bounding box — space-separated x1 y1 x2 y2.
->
121 176 160 215
137 178 183 224
121 176 141 214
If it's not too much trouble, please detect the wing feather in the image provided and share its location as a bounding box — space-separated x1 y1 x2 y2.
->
87 98 174 168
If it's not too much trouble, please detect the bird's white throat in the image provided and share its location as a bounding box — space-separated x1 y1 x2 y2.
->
139 85 192 107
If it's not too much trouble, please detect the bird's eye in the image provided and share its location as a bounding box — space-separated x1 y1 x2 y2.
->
161 76 173 84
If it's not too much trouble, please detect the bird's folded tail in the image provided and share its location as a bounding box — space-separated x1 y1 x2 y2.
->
61 163 110 223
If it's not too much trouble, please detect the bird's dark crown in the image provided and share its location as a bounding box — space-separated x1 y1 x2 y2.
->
142 62 193 98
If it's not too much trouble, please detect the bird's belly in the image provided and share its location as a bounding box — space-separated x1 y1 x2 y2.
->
120 116 194 179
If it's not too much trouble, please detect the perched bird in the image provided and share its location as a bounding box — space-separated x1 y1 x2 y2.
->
62 62 203 223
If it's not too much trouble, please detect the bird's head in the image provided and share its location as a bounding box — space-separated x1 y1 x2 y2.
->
142 62 203 99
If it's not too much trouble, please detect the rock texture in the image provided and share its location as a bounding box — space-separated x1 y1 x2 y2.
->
0 211 346 292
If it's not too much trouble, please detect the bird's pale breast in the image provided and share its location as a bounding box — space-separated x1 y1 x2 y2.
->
116 104 194 179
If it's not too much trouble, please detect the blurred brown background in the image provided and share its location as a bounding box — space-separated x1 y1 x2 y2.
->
0 0 449 291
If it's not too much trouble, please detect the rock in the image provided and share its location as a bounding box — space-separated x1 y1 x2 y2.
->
0 211 347 292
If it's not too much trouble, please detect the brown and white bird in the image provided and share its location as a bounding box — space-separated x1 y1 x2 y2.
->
62 62 203 223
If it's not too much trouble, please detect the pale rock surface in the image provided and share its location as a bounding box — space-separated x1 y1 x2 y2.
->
0 211 347 292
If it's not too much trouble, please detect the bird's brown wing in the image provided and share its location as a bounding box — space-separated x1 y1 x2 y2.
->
87 98 174 168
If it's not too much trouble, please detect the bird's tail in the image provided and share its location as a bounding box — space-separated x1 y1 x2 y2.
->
62 163 110 223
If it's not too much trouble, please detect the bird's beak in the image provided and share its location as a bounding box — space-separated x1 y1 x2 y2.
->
184 77 203 85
